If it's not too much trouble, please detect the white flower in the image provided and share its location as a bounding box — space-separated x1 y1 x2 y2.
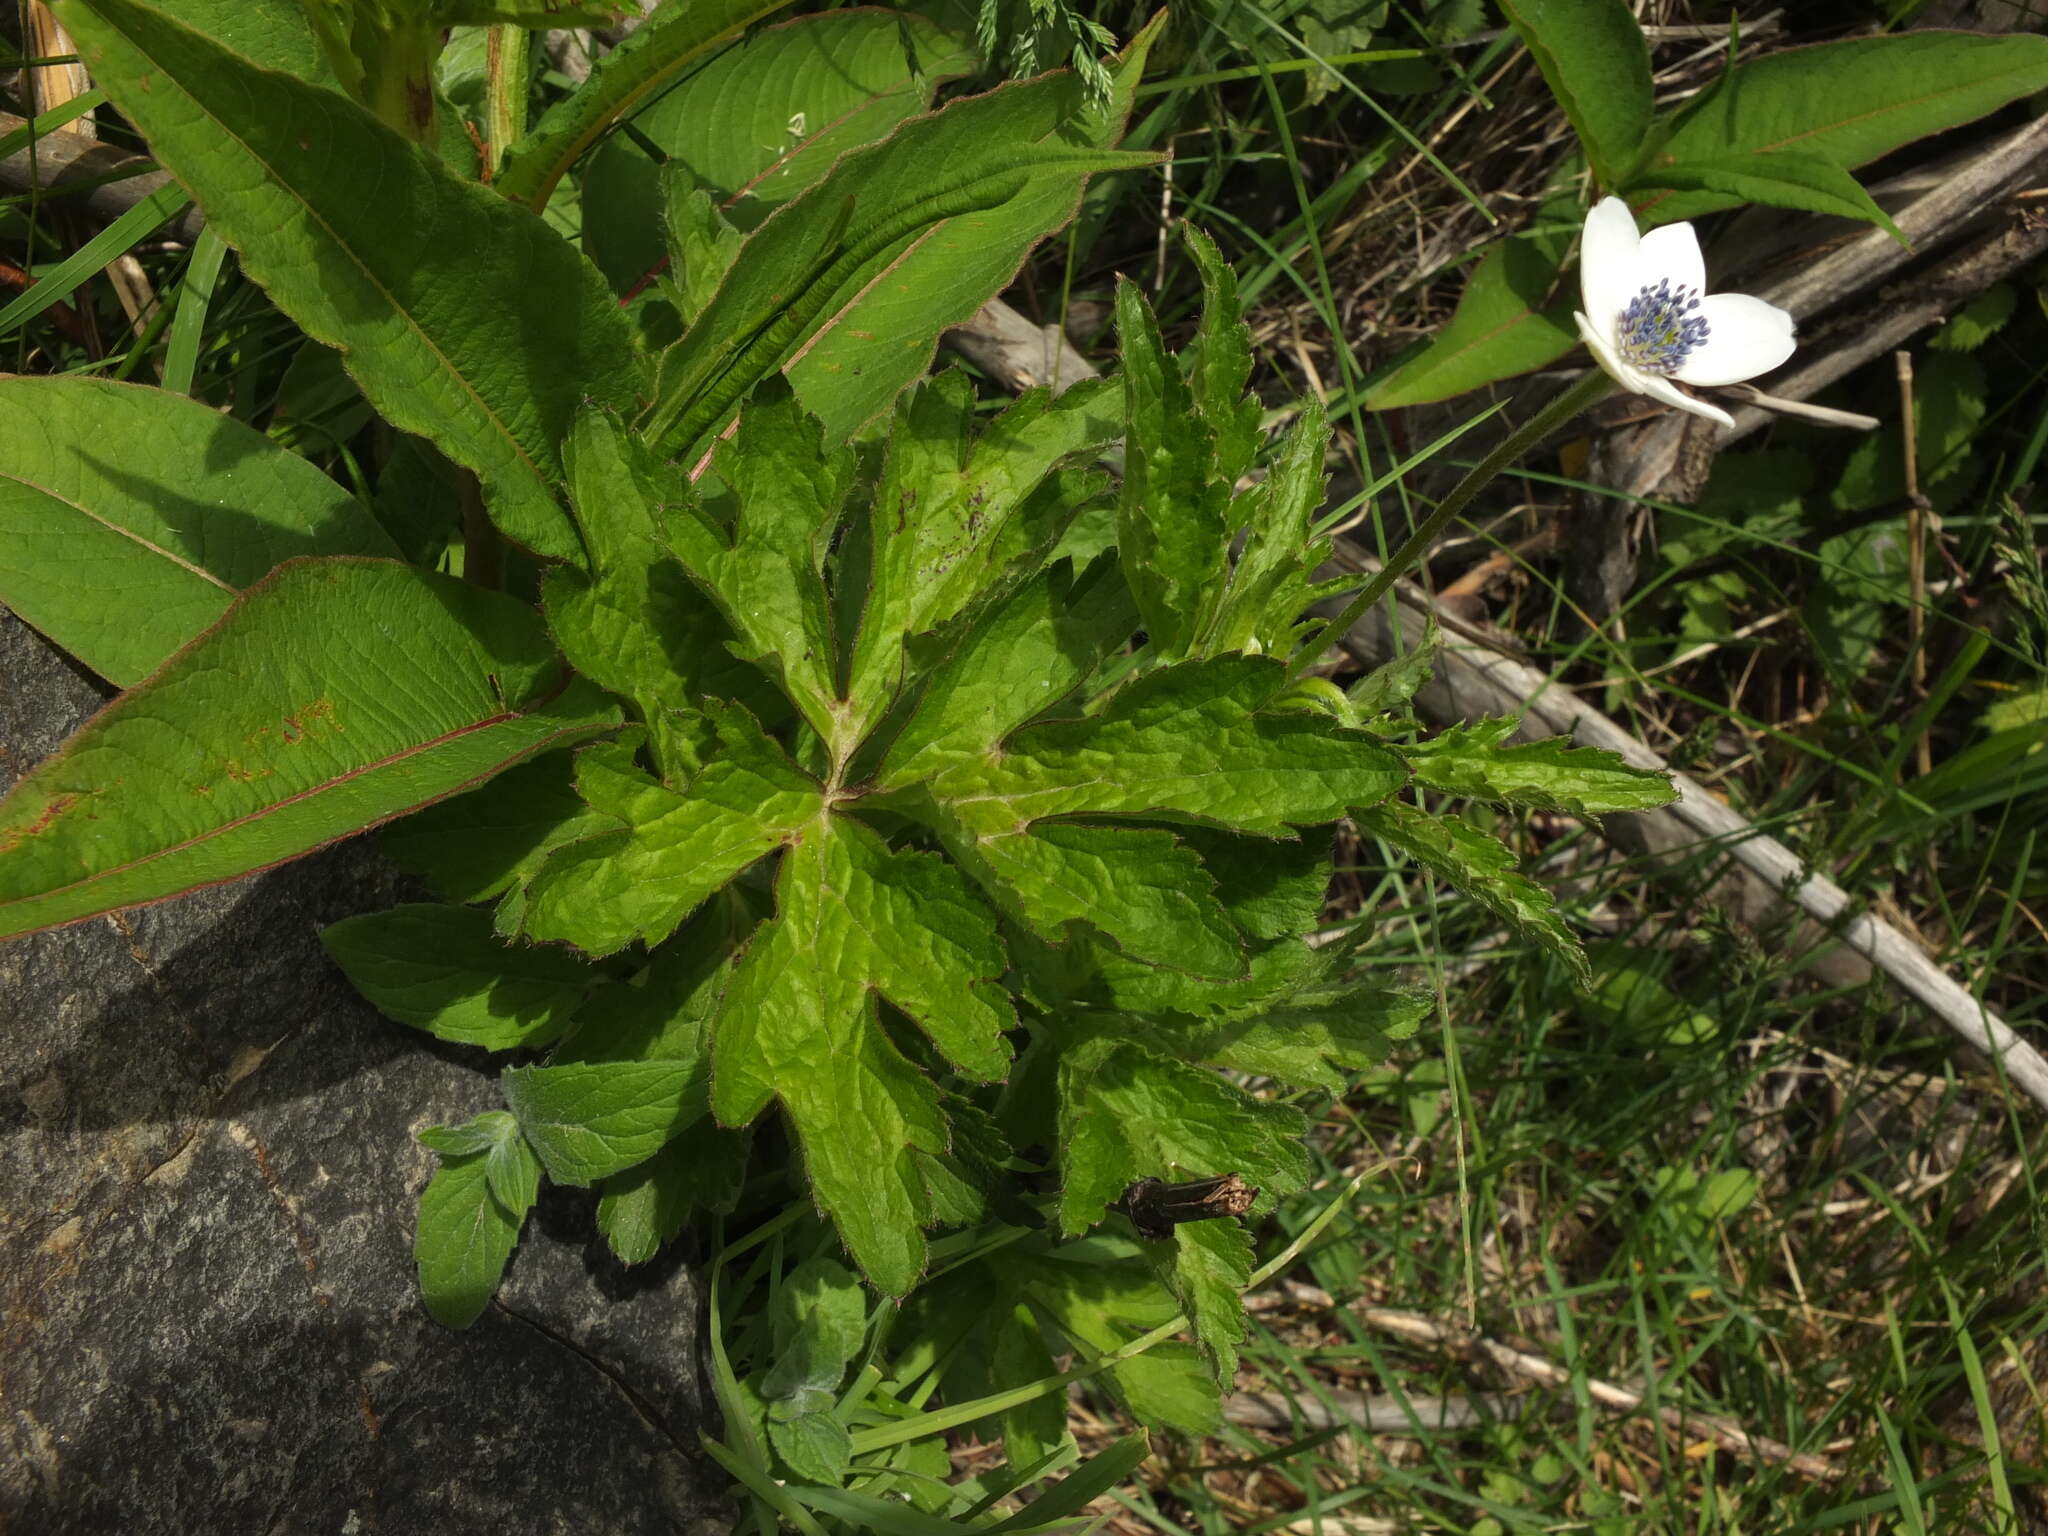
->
1574 195 1795 429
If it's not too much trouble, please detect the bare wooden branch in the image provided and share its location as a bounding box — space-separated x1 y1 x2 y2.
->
0 110 205 244
944 299 1096 396
1338 575 2048 1117
1345 1305 1845 1482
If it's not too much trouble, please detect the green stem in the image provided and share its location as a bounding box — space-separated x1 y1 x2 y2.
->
482 24 529 178
1292 369 1615 678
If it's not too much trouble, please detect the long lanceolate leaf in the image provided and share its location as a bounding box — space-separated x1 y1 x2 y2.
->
495 0 796 213
0 559 618 938
642 16 1163 459
59 0 646 564
0 377 398 686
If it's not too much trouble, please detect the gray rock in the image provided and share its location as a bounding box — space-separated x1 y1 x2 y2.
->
0 606 728 1534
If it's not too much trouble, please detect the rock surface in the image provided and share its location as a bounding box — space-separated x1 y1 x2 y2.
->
0 606 728 1534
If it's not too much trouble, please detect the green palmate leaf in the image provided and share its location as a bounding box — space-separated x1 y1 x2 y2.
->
551 408 775 781
1363 223 1576 409
1355 799 1590 986
1148 1218 1252 1384
496 0 796 212
843 373 1123 736
1179 972 1430 1094
641 15 1161 459
582 9 976 298
963 821 1244 978
1181 824 1333 941
320 902 599 1050
381 750 611 904
597 1117 749 1263
0 559 617 939
710 814 1013 1294
1115 277 1228 659
0 377 397 687
514 708 823 955
1407 719 1677 815
60 0 645 564
663 383 850 745
1057 1035 1311 1233
876 554 1135 787
1496 0 1651 190
1632 150 1904 244
927 656 1409 837
1640 31 2048 224
416 1113 539 1328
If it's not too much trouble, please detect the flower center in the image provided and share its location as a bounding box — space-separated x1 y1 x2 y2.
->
1615 279 1709 375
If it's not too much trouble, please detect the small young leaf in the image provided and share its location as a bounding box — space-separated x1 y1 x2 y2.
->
1348 626 1441 719
663 383 850 744
1407 722 1677 815
1215 400 1355 660
1180 226 1262 490
876 554 1135 786
842 372 1122 735
514 704 822 955
418 1109 517 1157
552 406 777 780
597 1118 750 1263
1356 799 1590 985
320 903 599 1050
415 1141 531 1328
484 1120 543 1217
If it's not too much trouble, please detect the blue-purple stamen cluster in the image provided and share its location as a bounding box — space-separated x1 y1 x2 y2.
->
1616 278 1709 375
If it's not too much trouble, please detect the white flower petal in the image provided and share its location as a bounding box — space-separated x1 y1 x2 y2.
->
1674 294 1796 387
1635 220 1706 298
1578 197 1641 346
1634 372 1734 428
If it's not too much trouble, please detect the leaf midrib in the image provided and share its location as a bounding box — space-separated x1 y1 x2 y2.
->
0 467 236 592
94 9 544 490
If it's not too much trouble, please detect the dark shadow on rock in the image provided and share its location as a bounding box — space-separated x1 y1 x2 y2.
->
2 605 727 1532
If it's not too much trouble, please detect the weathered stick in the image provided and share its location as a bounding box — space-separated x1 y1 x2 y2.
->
1338 576 2048 1117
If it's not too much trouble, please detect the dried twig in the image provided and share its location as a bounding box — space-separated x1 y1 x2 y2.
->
1338 577 2048 1117
1344 1305 1845 1482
